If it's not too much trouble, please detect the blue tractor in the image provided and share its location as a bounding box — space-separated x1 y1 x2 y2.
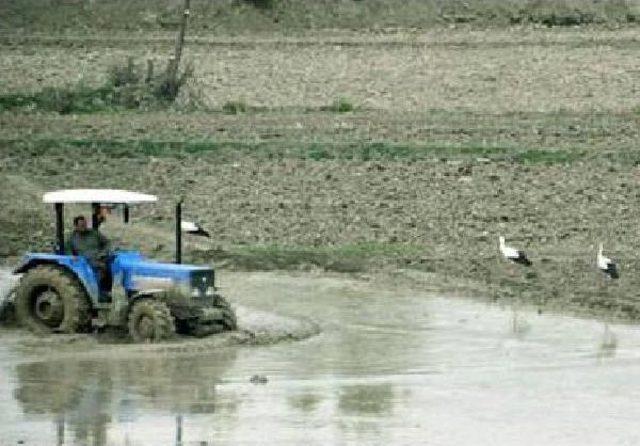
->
13 189 236 342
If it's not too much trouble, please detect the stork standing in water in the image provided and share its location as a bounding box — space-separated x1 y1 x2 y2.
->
499 236 532 269
181 220 211 238
597 243 619 280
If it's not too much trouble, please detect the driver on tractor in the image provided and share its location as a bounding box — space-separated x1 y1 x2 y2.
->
68 215 112 293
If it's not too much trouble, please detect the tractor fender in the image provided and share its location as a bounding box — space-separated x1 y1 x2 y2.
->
14 254 100 302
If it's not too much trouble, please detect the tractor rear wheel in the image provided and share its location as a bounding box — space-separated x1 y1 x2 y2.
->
128 299 175 343
15 266 91 334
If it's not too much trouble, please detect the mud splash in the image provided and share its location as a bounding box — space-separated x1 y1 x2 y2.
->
0 268 18 300
0 268 320 359
6 304 320 362
0 268 18 323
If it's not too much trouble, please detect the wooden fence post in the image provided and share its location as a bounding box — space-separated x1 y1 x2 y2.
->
166 0 191 96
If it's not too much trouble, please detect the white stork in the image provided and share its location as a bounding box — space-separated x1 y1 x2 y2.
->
597 243 619 279
181 220 210 238
499 236 532 267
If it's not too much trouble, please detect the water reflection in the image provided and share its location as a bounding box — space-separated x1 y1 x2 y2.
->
597 323 618 361
337 383 396 446
287 392 322 413
14 349 237 445
507 306 532 340
5 271 640 446
338 383 394 416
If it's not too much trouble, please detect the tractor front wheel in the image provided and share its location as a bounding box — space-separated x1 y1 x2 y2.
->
178 294 237 338
128 299 175 343
15 266 91 334
214 293 237 332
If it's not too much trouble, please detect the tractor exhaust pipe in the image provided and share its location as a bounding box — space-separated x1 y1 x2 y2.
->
175 200 183 264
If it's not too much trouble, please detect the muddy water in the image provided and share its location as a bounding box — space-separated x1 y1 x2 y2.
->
2 271 640 445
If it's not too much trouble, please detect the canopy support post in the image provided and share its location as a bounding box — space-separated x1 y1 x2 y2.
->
175 200 183 264
55 203 64 255
91 202 99 229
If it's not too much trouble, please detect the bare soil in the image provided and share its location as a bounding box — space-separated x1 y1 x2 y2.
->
2 28 640 113
3 0 639 34
2 27 640 321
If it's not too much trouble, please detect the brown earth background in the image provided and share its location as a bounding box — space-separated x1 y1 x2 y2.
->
2 0 640 321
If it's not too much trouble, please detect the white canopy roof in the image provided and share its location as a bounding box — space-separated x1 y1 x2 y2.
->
43 189 158 204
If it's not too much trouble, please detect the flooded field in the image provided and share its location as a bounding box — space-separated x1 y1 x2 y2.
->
1 270 640 445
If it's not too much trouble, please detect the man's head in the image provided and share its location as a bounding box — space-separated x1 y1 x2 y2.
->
73 215 88 232
93 205 110 226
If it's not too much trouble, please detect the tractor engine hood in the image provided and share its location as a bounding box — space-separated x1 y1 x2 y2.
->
113 252 215 296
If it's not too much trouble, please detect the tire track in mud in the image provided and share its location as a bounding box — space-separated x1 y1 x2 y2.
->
3 305 320 362
0 269 320 361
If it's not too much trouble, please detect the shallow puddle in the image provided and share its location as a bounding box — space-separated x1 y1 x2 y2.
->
1 271 640 445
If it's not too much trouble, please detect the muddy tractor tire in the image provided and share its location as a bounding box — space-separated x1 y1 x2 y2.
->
176 293 237 338
216 294 238 331
128 298 175 343
194 294 237 337
14 266 91 334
